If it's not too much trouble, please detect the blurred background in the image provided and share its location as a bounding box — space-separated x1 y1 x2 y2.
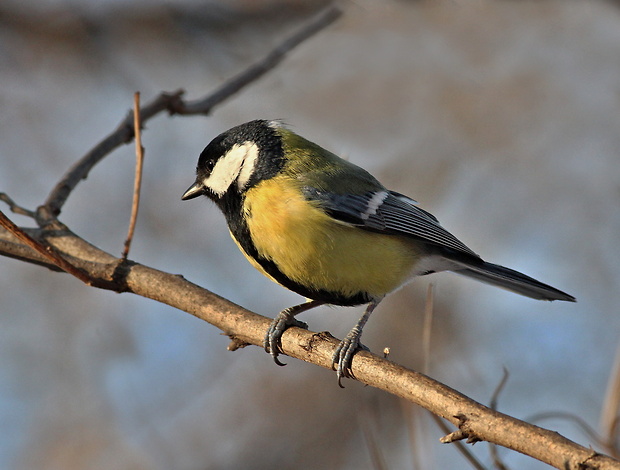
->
1 0 619 468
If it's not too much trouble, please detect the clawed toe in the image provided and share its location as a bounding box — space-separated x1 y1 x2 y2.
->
332 334 367 388
263 300 323 366
264 316 308 365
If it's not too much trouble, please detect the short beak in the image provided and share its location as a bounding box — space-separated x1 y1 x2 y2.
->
182 182 204 200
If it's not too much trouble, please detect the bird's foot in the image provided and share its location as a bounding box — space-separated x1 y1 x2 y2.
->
264 308 308 366
332 327 369 388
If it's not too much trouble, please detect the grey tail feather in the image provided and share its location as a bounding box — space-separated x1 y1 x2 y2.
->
454 261 576 302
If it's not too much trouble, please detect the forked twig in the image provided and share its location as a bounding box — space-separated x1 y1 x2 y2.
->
39 5 342 223
0 193 36 219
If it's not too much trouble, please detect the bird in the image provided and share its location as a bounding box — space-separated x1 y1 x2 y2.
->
182 119 575 386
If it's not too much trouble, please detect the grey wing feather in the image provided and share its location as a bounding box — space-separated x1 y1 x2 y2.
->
302 187 575 302
303 188 479 258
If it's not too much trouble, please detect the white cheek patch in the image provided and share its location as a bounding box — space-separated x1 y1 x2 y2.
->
236 143 259 190
360 190 389 220
203 142 258 196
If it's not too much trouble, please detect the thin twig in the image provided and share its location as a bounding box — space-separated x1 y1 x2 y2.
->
0 209 92 284
0 193 36 218
40 90 185 222
400 400 423 470
122 92 144 260
359 403 388 470
489 368 511 470
420 283 487 469
609 417 620 459
601 341 620 454
422 282 434 375
531 411 612 453
489 367 510 411
176 5 342 115
434 416 487 469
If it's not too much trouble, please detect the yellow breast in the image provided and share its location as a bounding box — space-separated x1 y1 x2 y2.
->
239 177 423 300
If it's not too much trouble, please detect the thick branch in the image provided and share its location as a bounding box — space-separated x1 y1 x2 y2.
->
0 225 617 470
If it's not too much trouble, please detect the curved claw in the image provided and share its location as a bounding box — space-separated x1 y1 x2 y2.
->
273 355 287 367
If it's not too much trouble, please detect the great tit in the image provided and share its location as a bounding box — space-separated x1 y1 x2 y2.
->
182 119 575 385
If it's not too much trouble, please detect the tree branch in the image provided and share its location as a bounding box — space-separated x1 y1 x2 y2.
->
39 5 342 222
0 224 617 470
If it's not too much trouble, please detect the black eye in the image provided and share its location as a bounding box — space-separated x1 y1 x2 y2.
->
205 159 215 172
197 144 218 175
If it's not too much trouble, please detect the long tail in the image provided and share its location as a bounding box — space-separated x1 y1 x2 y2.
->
454 261 575 302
